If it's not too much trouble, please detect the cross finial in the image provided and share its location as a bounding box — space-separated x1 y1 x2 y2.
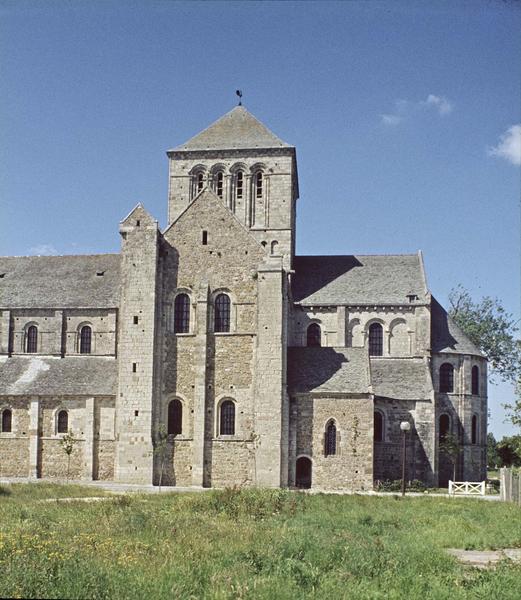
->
236 89 243 106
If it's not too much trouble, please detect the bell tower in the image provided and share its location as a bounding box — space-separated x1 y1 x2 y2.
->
166 106 299 268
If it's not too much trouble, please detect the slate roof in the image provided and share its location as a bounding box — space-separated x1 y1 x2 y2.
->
0 356 118 396
173 106 292 151
0 254 120 308
287 347 370 394
431 297 484 356
370 358 432 400
292 254 428 305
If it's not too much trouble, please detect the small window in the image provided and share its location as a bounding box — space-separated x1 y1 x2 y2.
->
202 230 208 245
1 409 12 433
168 399 183 435
306 323 321 347
215 172 224 198
57 410 68 434
374 411 384 442
439 414 450 442
270 240 279 255
133 316 139 325
174 293 190 333
79 325 92 354
471 366 479 395
236 171 243 199
26 325 38 353
471 415 478 444
325 420 337 456
132 363 137 373
220 400 235 435
368 323 383 356
214 294 230 333
439 363 454 393
197 172 204 193
255 172 263 198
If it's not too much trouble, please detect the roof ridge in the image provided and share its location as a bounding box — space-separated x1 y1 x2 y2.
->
0 253 120 259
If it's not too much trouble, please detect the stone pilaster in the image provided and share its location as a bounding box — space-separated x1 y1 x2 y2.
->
192 282 209 487
28 396 39 479
84 397 95 480
254 258 287 487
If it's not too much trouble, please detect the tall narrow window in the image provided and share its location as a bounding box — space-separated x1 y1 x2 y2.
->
174 294 190 333
1 409 12 433
471 366 479 395
57 410 68 434
255 171 263 198
471 415 478 444
220 400 235 435
374 411 384 442
215 172 224 198
196 172 204 194
214 294 230 333
325 420 337 456
368 323 383 356
168 399 183 435
439 363 454 393
236 171 243 199
26 325 38 353
307 323 321 347
79 325 92 354
439 414 450 442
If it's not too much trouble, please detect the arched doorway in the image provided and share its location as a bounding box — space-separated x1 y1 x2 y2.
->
295 457 312 489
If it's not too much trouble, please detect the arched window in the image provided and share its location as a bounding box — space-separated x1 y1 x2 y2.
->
236 171 244 200
174 293 190 333
439 363 454 393
270 240 279 255
168 399 182 435
79 325 92 354
255 171 263 198
307 323 321 347
220 400 235 435
324 420 337 456
374 411 384 442
214 171 224 198
196 172 204 194
439 414 450 442
368 323 383 356
471 415 478 444
1 409 12 433
471 366 479 395
214 294 230 333
26 325 38 353
57 410 68 434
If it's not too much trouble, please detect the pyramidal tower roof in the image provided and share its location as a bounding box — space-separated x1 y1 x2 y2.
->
172 105 292 151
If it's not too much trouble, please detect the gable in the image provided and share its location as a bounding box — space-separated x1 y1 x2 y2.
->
162 189 267 300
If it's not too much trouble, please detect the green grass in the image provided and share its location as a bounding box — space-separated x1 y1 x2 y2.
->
1 486 520 599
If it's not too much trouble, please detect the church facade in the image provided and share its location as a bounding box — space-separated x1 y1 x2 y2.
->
0 106 487 489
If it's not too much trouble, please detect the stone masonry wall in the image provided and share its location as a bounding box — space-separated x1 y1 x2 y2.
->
290 394 373 491
160 190 266 487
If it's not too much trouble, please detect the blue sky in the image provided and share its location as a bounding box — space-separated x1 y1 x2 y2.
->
1 1 520 437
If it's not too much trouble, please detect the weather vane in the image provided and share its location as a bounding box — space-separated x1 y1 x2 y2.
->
236 89 243 106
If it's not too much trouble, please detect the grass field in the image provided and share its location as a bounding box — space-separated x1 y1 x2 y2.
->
1 484 520 599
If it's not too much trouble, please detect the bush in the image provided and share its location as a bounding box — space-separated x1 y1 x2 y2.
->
375 479 427 492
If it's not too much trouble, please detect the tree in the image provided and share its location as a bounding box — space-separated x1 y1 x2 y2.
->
448 286 521 427
60 430 77 483
440 433 460 481
449 286 521 384
153 423 169 491
497 435 521 467
486 433 501 469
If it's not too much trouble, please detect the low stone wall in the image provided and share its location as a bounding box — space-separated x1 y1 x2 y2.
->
0 438 29 477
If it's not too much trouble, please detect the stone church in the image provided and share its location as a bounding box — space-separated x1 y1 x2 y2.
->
0 106 487 489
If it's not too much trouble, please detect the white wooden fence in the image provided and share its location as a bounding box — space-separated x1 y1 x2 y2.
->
448 480 486 496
